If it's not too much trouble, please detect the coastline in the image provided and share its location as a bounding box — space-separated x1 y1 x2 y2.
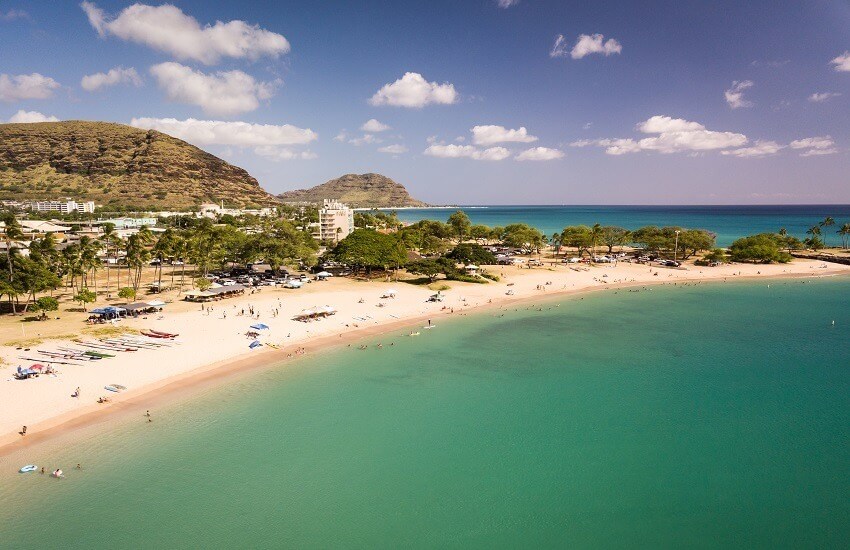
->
2 260 849 458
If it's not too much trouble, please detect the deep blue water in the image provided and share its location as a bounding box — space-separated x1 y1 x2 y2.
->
386 205 850 246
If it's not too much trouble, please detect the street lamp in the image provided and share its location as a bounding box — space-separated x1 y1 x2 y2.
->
674 230 681 262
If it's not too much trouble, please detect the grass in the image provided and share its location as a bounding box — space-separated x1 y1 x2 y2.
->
83 326 140 338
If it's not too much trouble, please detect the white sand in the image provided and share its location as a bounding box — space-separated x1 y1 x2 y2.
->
1 259 847 449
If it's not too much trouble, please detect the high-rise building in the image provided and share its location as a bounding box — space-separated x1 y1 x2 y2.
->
314 199 354 242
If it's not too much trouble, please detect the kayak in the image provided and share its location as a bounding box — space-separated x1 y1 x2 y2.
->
19 464 38 473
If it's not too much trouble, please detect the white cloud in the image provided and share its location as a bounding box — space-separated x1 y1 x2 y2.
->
149 62 278 116
549 35 568 58
496 0 519 7
7 110 59 123
348 134 381 146
808 92 841 103
369 72 457 108
571 115 748 155
830 51 850 72
360 118 390 132
789 136 837 156
81 66 142 91
471 125 538 146
721 141 783 158
80 2 289 65
583 122 593 130
552 33 622 60
424 144 510 161
515 147 564 161
377 144 408 154
253 146 317 161
725 80 754 109
0 9 28 21
0 73 60 102
129 117 317 147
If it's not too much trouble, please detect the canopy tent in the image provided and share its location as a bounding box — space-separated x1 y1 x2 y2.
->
183 284 247 302
383 289 397 296
89 306 127 319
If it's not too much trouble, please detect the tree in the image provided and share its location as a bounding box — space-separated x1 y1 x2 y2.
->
117 287 136 300
702 248 728 263
194 278 212 292
447 210 471 242
560 225 593 257
33 296 59 318
74 288 97 308
1 213 24 313
838 223 850 250
446 243 497 265
728 234 792 263
406 258 454 282
327 229 407 274
600 226 630 253
820 217 835 246
501 223 545 252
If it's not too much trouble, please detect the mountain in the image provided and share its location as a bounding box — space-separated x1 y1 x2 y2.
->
278 173 428 208
0 121 278 210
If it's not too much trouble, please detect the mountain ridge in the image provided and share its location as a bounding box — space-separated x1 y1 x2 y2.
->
278 173 428 208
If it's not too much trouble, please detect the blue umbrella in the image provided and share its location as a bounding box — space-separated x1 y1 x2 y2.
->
249 340 263 349
250 323 270 330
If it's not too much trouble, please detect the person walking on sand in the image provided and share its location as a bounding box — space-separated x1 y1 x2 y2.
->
21 425 26 436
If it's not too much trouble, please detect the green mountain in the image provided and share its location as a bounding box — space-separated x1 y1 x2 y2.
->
0 121 278 210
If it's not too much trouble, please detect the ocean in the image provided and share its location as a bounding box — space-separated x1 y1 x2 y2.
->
1 278 849 548
385 205 850 247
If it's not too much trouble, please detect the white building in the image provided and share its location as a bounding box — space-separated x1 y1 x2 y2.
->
198 203 277 219
30 199 96 214
313 199 354 242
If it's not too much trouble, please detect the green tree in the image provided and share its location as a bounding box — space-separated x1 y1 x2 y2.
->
838 223 850 249
600 226 631 253
729 234 792 263
74 288 97 308
447 210 471 242
446 243 497 265
118 287 136 300
194 277 212 292
327 229 407 274
560 225 593 257
820 217 835 246
33 296 59 318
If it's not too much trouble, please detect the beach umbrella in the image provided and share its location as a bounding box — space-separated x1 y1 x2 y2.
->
250 323 270 330
384 289 397 296
249 340 262 349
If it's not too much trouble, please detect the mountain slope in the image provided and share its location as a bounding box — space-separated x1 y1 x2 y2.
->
278 173 427 208
0 121 277 209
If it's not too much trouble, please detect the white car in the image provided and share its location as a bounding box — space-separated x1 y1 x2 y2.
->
220 280 236 286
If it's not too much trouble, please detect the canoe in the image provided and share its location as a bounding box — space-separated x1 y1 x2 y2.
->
19 465 38 473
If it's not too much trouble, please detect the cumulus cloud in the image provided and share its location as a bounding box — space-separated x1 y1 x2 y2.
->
149 62 278 116
81 2 289 65
369 72 457 108
377 144 408 154
253 146 317 161
515 147 564 161
0 73 60 102
721 141 783 158
725 80 754 109
81 66 142 91
496 0 519 7
129 117 317 147
471 125 538 146
789 136 837 156
571 115 748 155
424 144 510 161
552 33 621 59
830 51 850 72
808 92 841 103
7 110 59 123
360 118 390 132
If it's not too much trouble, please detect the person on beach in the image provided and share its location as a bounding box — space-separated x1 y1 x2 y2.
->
76 463 82 470
41 467 45 474
21 425 26 436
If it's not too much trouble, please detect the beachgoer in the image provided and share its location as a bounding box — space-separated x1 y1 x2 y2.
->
21 425 26 436
76 463 82 470
41 467 45 474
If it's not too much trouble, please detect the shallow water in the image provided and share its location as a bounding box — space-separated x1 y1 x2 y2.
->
1 278 849 548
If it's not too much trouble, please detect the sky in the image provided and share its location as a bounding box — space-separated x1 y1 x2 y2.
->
1 0 849 205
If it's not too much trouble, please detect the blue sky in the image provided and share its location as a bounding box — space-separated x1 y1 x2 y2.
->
1 0 849 204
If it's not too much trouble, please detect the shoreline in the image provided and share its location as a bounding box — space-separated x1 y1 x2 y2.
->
2 263 849 458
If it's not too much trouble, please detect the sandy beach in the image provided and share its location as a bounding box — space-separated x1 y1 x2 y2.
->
2 258 848 455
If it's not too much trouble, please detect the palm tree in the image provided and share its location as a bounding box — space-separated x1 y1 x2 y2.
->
820 217 835 247
838 223 850 250
590 223 603 257
1 214 24 313
101 222 117 298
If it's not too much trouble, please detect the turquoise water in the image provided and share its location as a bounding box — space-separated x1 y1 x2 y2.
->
387 205 850 246
1 278 849 548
